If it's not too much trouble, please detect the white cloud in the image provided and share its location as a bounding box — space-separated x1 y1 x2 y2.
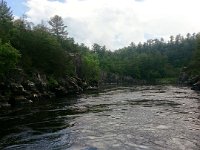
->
13 15 20 20
25 0 200 50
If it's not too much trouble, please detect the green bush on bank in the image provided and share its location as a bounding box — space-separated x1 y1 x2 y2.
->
0 41 21 75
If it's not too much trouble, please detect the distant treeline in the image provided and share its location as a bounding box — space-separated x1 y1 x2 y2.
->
95 33 200 81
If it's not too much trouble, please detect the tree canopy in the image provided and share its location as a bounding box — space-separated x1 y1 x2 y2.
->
0 41 20 75
48 15 68 39
0 0 13 42
0 1 199 84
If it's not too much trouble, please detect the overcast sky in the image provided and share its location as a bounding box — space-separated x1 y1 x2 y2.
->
6 0 200 50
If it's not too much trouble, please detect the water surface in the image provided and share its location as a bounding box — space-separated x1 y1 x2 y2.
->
0 85 200 150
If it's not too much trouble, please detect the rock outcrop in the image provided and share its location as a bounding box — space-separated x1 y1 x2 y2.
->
178 67 200 91
191 80 200 91
0 68 90 108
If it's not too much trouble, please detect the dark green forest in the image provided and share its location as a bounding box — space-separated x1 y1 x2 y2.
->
0 0 200 85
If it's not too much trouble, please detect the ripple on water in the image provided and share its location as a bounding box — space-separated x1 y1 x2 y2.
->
0 85 200 150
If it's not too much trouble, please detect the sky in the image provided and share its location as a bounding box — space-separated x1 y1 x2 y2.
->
5 0 200 50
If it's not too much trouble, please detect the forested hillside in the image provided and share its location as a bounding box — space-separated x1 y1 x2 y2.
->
0 1 99 84
93 34 198 82
0 0 200 104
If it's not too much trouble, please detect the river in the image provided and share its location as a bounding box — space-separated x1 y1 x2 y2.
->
0 85 199 150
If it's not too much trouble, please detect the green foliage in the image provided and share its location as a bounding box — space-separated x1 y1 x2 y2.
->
189 34 200 75
0 0 13 21
0 0 198 85
0 0 13 42
48 76 59 87
9 20 74 76
0 41 21 75
48 15 68 39
28 29 67 75
157 78 177 84
93 34 197 81
82 52 100 82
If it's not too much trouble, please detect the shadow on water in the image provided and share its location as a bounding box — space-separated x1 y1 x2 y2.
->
0 97 81 149
127 99 181 108
0 95 113 149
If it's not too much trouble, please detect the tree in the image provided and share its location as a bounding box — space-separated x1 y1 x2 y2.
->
0 41 21 75
190 34 200 75
33 20 48 32
92 43 101 53
169 35 174 44
23 28 70 76
0 0 13 22
0 0 13 42
48 15 68 39
82 52 100 83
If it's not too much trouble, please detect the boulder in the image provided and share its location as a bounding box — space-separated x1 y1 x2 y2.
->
0 67 92 106
52 86 68 97
87 86 98 91
10 83 26 95
74 76 87 89
7 68 26 84
35 82 47 93
0 103 11 108
8 95 32 106
40 92 55 99
34 73 48 92
22 80 37 91
60 76 83 94
0 95 9 108
15 96 32 104
191 81 200 91
188 75 199 85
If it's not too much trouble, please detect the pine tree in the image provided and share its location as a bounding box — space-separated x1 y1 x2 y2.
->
0 0 13 42
48 15 68 39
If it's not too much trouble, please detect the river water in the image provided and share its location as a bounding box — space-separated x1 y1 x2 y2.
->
0 85 199 150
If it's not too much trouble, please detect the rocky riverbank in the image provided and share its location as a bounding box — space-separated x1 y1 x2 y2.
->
99 72 146 85
0 68 92 108
178 67 200 91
